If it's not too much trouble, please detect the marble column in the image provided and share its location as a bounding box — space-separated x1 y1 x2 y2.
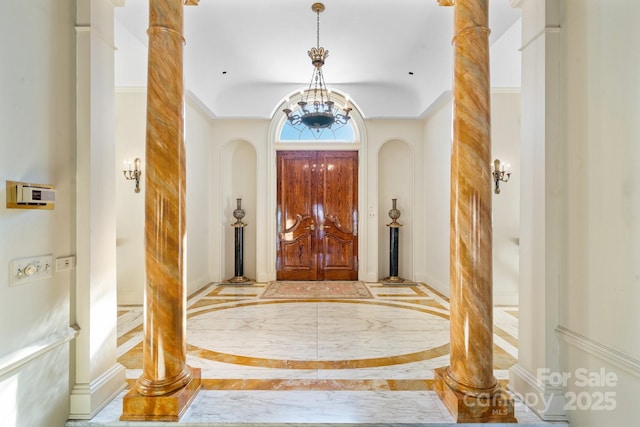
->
121 0 201 421
434 0 516 422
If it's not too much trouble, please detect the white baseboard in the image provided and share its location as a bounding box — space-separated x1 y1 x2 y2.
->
69 363 127 419
188 276 212 295
364 272 379 283
116 289 143 305
494 294 519 306
257 271 272 283
509 364 567 421
420 272 449 297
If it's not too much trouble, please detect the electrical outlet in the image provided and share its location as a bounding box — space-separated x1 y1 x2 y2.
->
9 255 53 286
55 256 76 272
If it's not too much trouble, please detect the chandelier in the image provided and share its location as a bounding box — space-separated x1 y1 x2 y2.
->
283 2 351 132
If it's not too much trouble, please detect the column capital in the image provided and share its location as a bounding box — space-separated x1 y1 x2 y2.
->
437 0 455 6
184 0 199 5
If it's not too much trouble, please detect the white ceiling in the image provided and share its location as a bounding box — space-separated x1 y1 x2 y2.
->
115 0 521 120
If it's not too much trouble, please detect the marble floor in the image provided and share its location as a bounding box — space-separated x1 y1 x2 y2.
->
67 282 566 426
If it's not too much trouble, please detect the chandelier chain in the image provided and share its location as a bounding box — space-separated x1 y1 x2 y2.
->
316 8 320 49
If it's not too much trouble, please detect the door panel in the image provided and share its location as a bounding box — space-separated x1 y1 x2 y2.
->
317 152 358 280
277 152 317 280
277 151 358 281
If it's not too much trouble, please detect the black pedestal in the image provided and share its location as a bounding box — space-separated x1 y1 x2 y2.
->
221 224 253 285
389 226 399 278
234 226 244 278
380 225 414 285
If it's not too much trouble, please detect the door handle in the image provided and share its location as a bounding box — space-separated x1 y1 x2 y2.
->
319 225 331 231
306 224 315 231
354 213 358 236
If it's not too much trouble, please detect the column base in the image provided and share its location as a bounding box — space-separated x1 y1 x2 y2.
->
434 367 517 423
121 367 201 421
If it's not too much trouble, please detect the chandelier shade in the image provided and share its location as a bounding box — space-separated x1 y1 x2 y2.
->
283 3 351 132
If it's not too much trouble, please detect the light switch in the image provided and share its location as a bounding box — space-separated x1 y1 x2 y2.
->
9 255 53 286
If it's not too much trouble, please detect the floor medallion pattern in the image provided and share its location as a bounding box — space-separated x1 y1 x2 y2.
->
68 282 562 426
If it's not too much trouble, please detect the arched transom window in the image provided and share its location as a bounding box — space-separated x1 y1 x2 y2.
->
277 91 358 142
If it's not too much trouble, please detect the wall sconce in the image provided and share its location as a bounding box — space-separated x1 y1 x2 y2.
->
492 158 511 194
123 158 142 193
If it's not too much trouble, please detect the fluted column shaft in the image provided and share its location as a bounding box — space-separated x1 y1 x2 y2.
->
446 0 496 394
137 0 191 396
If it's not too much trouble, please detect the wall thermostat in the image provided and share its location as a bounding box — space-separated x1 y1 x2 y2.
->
6 180 56 210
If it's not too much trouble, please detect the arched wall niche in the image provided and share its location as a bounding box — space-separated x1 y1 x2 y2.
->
377 139 415 281
220 139 257 281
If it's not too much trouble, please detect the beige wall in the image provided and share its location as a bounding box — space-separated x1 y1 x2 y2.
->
208 119 270 282
185 96 215 294
115 90 146 304
422 94 453 296
378 140 415 280
365 120 425 282
491 91 522 306
0 1 101 425
0 0 75 357
115 90 214 304
421 91 521 305
221 140 257 281
512 1 640 425
561 0 640 364
559 0 640 424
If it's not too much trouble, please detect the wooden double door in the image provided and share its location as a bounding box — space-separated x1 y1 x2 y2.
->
276 151 358 281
